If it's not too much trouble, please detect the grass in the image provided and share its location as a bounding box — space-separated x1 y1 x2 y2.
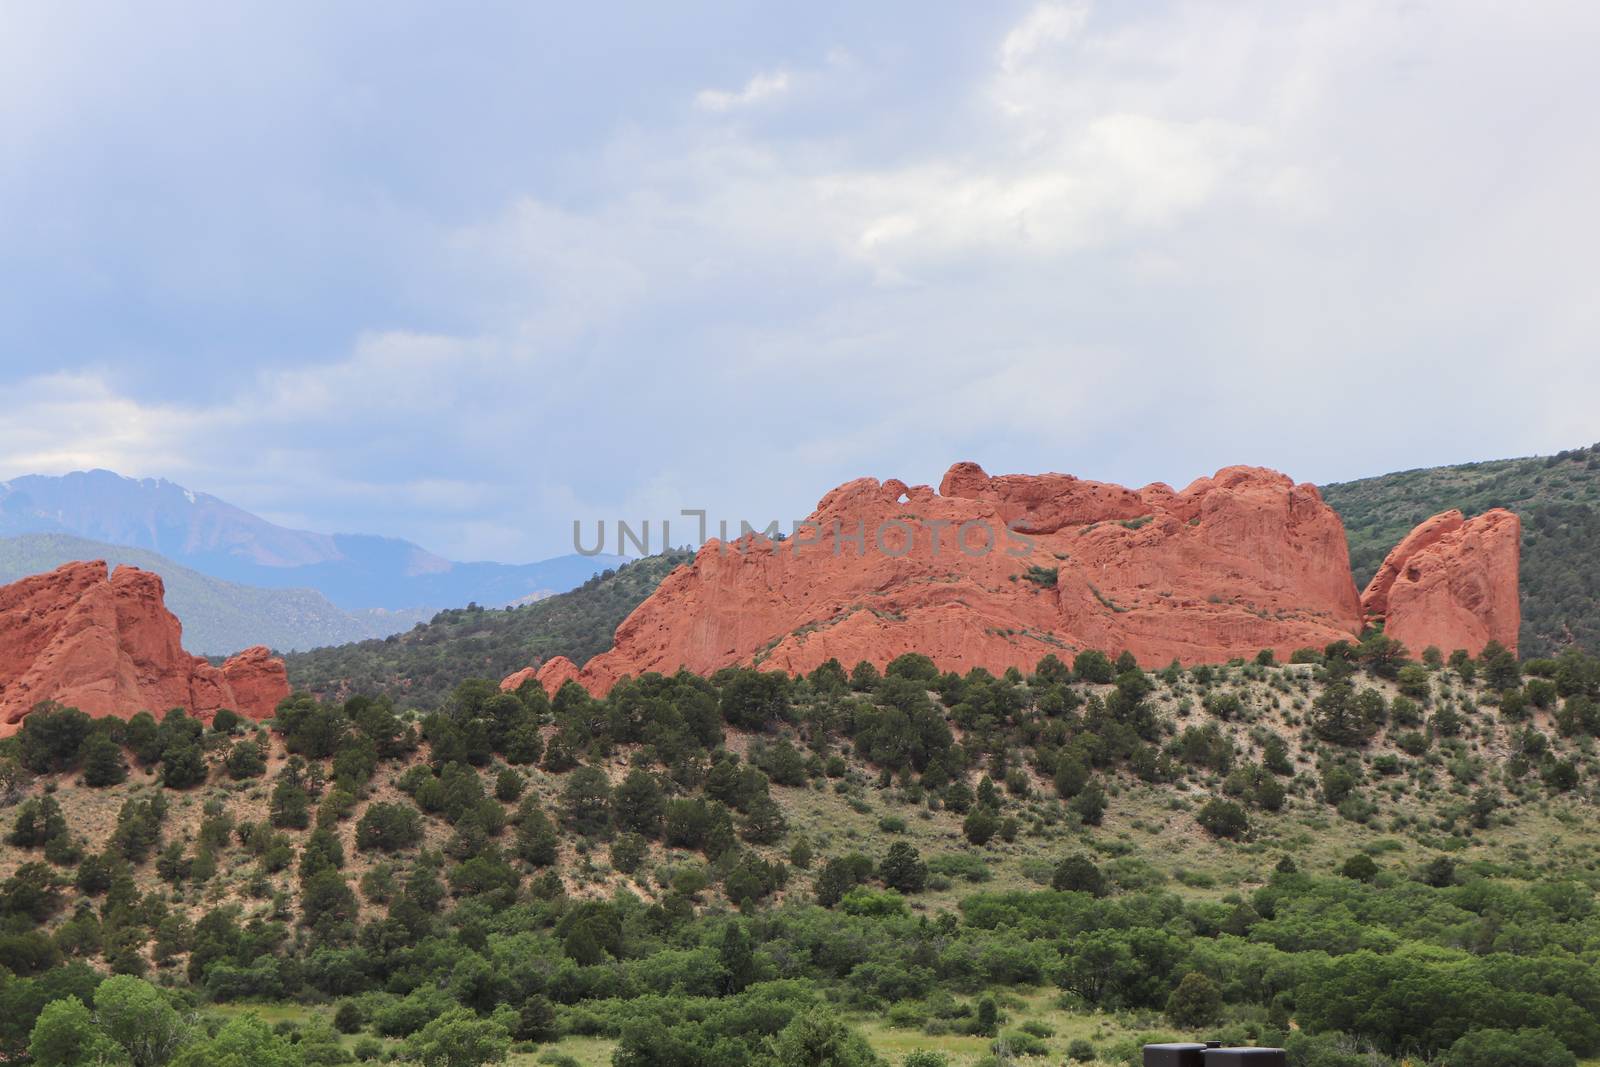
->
857 989 1172 1066
516 1036 617 1066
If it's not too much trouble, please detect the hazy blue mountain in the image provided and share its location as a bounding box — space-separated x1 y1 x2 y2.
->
0 470 624 612
0 533 393 654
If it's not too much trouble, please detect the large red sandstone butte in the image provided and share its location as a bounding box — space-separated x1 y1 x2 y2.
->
0 561 290 736
1360 508 1521 658
502 462 1514 696
501 467 1525 697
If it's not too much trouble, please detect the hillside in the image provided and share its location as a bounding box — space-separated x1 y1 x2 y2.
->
0 533 383 654
1321 441 1600 657
3 642 1600 1066
284 550 693 706
0 470 625 612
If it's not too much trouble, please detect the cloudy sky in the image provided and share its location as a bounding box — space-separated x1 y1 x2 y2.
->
2 2 1597 561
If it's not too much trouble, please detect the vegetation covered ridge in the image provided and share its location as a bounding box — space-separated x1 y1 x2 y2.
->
5 633 1600 1066
282 551 692 708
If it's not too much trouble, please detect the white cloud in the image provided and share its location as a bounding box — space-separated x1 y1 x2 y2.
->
5 2 1600 562
999 2 1090 76
695 70 791 112
0 373 209 478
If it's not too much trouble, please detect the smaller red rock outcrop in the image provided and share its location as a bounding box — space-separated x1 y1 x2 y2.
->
499 667 538 693
1360 509 1521 657
220 645 292 720
500 656 583 696
0 561 290 736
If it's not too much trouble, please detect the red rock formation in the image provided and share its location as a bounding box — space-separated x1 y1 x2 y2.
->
499 666 538 693
1360 508 1521 657
505 463 1390 695
499 656 583 696
220 645 292 721
0 561 289 735
536 656 584 693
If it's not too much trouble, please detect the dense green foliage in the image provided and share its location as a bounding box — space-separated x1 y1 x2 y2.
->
7 638 1600 1064
1322 441 1600 656
284 551 691 709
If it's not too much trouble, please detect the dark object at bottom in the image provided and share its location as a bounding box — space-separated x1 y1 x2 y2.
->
1143 1044 1207 1067
1142 1044 1286 1067
1203 1049 1287 1067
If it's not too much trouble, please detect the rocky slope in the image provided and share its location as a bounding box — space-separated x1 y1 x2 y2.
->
504 464 1520 695
0 560 289 734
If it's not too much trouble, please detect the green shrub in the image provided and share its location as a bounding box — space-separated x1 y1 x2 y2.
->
333 1000 365 1033
355 802 422 853
1196 798 1249 839
611 833 648 875
928 853 991 883
1444 1028 1575 1067
1165 971 1221 1027
1023 565 1058 588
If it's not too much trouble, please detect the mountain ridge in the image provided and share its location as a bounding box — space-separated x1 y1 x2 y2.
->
0 469 624 613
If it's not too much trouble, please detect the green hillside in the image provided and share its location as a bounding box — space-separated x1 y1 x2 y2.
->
6 644 1600 1065
284 550 693 706
1321 441 1600 658
0 533 385 655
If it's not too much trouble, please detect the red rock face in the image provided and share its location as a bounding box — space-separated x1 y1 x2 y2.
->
499 666 538 693
504 463 1429 695
1360 508 1521 657
0 561 289 736
220 645 292 721
499 656 583 696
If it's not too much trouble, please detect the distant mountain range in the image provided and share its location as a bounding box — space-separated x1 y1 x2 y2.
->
0 470 625 653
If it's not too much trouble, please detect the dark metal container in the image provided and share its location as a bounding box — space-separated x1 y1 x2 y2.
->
1202 1049 1287 1067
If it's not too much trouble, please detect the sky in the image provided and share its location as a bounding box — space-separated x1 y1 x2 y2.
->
2 1 1598 562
